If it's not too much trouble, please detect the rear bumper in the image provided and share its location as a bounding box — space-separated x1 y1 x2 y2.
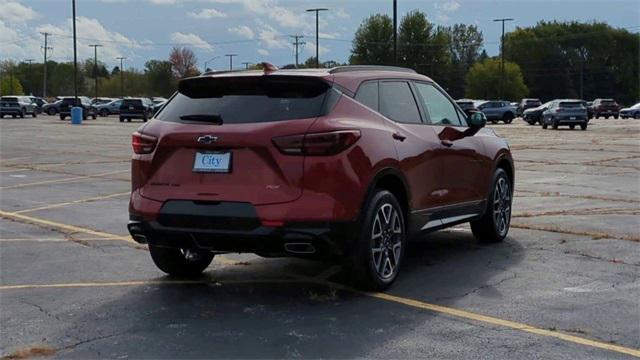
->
120 111 147 118
0 108 21 115
128 215 354 258
596 110 618 115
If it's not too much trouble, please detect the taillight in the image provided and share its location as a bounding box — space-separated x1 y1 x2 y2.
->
272 130 361 156
132 132 157 154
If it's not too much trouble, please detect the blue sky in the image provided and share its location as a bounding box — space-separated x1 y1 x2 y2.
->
1 0 639 71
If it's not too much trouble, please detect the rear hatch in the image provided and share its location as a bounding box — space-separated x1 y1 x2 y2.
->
59 98 79 113
0 97 18 108
138 74 335 205
121 99 144 114
557 101 586 118
598 100 618 111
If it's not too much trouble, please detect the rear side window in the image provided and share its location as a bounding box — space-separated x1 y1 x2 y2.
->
1 97 18 102
157 76 335 124
355 81 379 111
414 83 462 126
559 102 583 108
379 81 422 124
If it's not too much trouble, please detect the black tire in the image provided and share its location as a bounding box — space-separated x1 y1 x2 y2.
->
119 117 124 122
12 115 16 118
605 116 609 119
149 245 214 277
491 119 498 124
100 109 109 117
92 114 97 120
143 114 148 123
552 119 558 130
60 115 65 120
127 118 131 122
32 110 37 118
502 112 514 124
471 168 512 244
20 108 25 118
542 120 548 129
635 112 640 120
614 115 619 119
48 108 56 115
569 125 575 130
581 123 587 130
347 190 406 291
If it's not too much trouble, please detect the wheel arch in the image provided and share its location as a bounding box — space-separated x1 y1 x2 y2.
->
361 167 411 225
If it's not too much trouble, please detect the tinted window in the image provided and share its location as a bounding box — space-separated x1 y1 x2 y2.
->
157 76 334 124
559 102 583 108
1 97 18 102
123 99 143 106
379 81 421 124
355 81 378 111
61 98 77 105
414 82 462 126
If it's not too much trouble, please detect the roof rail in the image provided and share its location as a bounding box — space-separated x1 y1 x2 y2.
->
328 65 417 74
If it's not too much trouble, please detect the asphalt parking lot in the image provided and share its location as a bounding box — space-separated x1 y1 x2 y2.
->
1 114 639 359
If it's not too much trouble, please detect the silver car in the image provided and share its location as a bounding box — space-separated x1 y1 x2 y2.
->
96 99 123 117
0 96 38 118
541 100 588 130
475 100 517 124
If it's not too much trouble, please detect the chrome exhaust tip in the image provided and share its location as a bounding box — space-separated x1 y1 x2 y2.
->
284 242 316 254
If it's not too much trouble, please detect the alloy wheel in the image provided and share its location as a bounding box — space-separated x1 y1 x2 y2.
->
370 203 403 279
493 177 511 237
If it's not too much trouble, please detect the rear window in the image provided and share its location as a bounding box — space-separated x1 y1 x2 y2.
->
156 76 336 124
526 100 541 105
559 102 583 108
61 98 78 105
600 100 616 105
123 99 142 106
1 97 18 102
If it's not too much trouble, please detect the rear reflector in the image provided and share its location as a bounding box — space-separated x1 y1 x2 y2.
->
132 132 157 154
272 130 360 156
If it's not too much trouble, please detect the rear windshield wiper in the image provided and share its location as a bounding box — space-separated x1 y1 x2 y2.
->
179 114 224 124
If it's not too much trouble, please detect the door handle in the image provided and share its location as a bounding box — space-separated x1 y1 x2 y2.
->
441 139 454 147
392 132 406 142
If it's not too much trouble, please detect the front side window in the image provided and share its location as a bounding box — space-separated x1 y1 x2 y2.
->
414 82 462 126
379 81 422 124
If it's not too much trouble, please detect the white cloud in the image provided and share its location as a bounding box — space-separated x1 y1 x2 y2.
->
331 8 350 20
229 25 255 39
210 0 310 29
188 8 227 19
304 41 329 56
0 1 38 24
257 23 289 49
436 14 451 23
170 32 213 50
437 0 460 12
257 48 269 56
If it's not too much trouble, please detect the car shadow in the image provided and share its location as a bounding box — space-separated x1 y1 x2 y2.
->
56 229 524 358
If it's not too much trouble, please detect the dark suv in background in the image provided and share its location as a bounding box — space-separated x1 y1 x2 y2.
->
120 98 154 122
592 98 620 119
127 65 514 291
59 97 98 120
0 96 38 118
516 98 542 117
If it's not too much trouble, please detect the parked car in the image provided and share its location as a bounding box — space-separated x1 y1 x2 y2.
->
42 100 62 115
152 97 168 105
475 100 517 124
541 99 588 130
152 100 167 115
28 96 48 113
96 99 123 117
455 99 477 116
516 98 541 117
619 103 640 119
119 98 154 122
583 101 595 119
91 97 115 105
58 96 98 120
0 96 38 118
127 65 514 291
522 101 552 125
592 98 620 119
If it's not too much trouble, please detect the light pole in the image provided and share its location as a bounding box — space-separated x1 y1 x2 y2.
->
224 54 237 71
88 44 103 100
116 56 126 98
306 8 328 68
25 59 35 95
242 62 251 70
393 0 397 65
72 0 78 104
493 18 514 99
204 55 221 72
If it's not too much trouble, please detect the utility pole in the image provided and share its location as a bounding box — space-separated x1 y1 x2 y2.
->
25 59 35 95
393 0 398 65
290 35 305 68
41 32 51 97
88 44 103 100
224 54 237 71
72 0 78 104
493 18 513 99
116 56 126 98
241 62 251 70
306 8 328 68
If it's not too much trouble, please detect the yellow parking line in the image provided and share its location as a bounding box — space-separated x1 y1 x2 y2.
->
14 192 130 214
0 170 128 190
0 210 135 244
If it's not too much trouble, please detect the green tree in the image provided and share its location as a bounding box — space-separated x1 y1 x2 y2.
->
444 24 484 98
145 60 175 97
0 75 24 95
398 10 433 69
465 58 528 100
349 14 394 65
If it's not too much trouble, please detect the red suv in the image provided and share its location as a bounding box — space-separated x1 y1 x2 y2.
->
128 65 514 290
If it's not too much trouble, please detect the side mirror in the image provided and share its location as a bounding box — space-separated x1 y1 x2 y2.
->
468 111 486 129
